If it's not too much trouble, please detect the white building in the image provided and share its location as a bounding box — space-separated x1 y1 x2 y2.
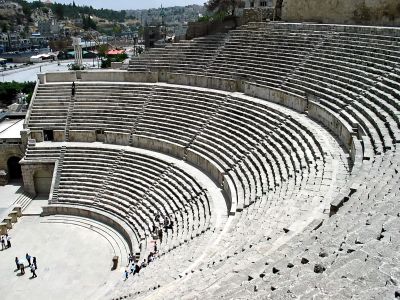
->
244 0 274 8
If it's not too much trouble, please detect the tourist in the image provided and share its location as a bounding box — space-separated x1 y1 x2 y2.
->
154 242 158 253
141 259 147 268
6 234 11 248
128 253 133 264
72 81 76 96
30 264 37 278
155 213 160 223
26 253 31 266
133 263 141 276
33 257 37 269
158 228 163 243
139 239 144 252
15 257 20 270
130 262 136 275
1 235 5 250
164 217 170 228
147 252 154 263
168 219 174 230
124 269 129 280
20 263 25 275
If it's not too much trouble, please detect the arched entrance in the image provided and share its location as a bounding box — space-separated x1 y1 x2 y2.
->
7 156 22 180
34 169 53 196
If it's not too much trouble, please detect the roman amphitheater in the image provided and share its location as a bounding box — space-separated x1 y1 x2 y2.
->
1 11 400 300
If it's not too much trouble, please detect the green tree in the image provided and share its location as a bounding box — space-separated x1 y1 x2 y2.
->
98 44 109 57
54 4 64 20
82 15 97 30
0 81 35 107
1 23 9 33
112 23 122 34
206 0 242 16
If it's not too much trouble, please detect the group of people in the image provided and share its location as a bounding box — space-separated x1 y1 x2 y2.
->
153 214 174 243
1 234 12 250
15 253 38 278
124 242 159 281
123 213 175 280
155 214 174 231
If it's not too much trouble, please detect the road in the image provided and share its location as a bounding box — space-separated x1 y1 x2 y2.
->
0 59 99 83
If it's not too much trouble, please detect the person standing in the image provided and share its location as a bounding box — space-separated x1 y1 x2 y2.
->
158 228 163 243
33 257 37 269
6 234 11 248
71 81 76 96
15 257 20 270
124 269 129 280
20 263 25 275
30 265 37 278
134 263 141 276
141 259 147 268
26 253 31 266
130 262 136 275
1 235 5 250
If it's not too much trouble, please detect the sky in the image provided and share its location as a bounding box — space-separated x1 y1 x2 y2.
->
37 0 206 10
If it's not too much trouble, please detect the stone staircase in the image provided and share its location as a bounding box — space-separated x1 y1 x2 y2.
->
12 191 35 211
129 86 156 145
65 95 76 142
183 94 231 160
50 145 66 202
94 148 125 206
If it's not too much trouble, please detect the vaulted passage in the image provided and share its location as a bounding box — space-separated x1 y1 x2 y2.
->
7 156 22 180
34 169 52 196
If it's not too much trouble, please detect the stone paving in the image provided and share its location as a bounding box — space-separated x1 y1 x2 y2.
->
0 59 97 83
0 214 127 300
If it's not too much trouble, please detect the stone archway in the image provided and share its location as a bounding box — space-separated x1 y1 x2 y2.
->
7 156 22 180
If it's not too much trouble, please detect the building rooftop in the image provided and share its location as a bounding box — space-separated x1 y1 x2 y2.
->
0 118 23 139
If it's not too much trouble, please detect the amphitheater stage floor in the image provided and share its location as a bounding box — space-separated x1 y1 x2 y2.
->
0 181 23 213
0 214 129 300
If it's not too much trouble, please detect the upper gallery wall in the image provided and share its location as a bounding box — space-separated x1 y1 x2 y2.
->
281 0 400 26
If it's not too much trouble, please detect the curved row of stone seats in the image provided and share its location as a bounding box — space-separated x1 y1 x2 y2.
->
28 83 71 130
186 94 328 212
129 23 400 157
133 85 227 147
128 33 228 73
146 132 350 300
205 27 326 86
23 142 60 161
107 95 349 299
28 83 341 218
27 83 229 142
26 81 352 298
70 84 152 133
23 143 212 254
203 152 400 300
280 29 400 155
111 229 216 299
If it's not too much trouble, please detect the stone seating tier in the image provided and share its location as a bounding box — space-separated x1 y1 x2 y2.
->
23 144 212 252
129 22 400 158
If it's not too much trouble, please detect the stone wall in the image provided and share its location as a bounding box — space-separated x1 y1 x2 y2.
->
20 162 55 196
242 7 275 22
0 143 24 185
38 71 158 84
282 0 400 26
0 143 24 171
186 16 241 40
42 204 137 253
